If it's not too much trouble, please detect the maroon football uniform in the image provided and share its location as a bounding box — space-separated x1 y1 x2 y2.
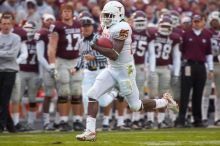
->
148 29 182 66
182 29 212 62
173 26 185 37
35 28 49 61
49 20 81 59
19 40 38 73
208 28 220 62
132 29 148 64
13 26 27 41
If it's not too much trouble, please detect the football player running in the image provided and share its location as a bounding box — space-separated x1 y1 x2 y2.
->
34 14 56 131
202 11 220 126
76 1 178 141
148 16 181 128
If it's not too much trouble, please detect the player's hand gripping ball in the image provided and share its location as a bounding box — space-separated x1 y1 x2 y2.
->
96 37 113 49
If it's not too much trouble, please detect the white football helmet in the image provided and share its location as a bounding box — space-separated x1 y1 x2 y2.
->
131 10 148 32
158 17 173 36
207 11 220 27
100 1 125 27
23 21 37 39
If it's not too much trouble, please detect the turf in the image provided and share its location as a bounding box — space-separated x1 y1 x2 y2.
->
0 128 220 146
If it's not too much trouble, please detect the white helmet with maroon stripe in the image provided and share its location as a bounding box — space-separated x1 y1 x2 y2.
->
207 11 220 27
131 10 147 32
158 16 173 36
23 21 37 39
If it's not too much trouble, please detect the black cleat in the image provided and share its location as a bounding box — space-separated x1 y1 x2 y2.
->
145 121 154 129
15 122 27 132
44 123 56 131
73 120 84 131
59 121 72 132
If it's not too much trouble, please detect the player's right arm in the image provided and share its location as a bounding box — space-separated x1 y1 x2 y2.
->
91 38 124 61
48 32 58 64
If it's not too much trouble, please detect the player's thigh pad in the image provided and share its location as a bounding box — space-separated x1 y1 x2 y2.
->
148 71 159 97
11 73 21 103
70 70 82 96
56 58 71 96
42 69 56 97
28 73 41 103
136 64 146 99
87 69 116 100
158 67 171 95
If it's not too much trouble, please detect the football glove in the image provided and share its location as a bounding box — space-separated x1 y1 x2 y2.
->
49 64 58 80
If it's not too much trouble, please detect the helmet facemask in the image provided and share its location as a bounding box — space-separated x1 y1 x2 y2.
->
133 19 147 32
158 24 172 36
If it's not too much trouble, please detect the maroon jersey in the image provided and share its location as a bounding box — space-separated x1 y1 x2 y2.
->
19 40 38 73
13 26 27 41
173 26 185 37
148 29 182 66
132 29 148 64
182 29 212 62
34 28 49 61
49 20 81 59
208 28 220 62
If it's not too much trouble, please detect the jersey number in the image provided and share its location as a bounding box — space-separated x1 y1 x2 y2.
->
155 43 172 60
66 33 81 51
133 40 147 57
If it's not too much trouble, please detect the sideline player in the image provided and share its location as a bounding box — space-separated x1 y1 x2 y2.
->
48 3 83 131
35 14 56 130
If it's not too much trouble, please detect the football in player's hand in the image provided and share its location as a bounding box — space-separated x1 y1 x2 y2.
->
96 37 113 49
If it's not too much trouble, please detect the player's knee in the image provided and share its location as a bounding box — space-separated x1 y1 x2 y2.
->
58 84 70 96
87 87 99 101
71 96 82 104
57 96 68 104
128 100 143 112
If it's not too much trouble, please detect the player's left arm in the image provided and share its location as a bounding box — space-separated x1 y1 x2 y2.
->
172 43 181 76
91 38 124 61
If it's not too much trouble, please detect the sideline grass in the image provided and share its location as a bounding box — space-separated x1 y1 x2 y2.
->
0 128 220 146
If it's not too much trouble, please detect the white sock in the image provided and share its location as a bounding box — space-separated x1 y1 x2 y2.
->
86 116 96 132
102 116 110 126
132 112 140 122
60 116 68 122
43 113 50 125
117 116 124 126
157 112 165 123
12 113 19 126
73 115 83 122
202 96 209 120
168 110 177 122
147 112 154 122
215 97 220 121
55 112 60 124
28 111 36 124
154 99 168 109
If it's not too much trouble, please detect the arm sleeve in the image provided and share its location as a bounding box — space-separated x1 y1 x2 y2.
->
0 36 20 59
172 44 181 76
148 40 156 72
36 40 51 71
16 41 28 64
206 54 214 71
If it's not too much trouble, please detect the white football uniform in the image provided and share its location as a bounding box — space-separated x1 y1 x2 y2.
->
87 21 142 111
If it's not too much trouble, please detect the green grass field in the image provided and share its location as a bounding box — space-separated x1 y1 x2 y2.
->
0 128 220 146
